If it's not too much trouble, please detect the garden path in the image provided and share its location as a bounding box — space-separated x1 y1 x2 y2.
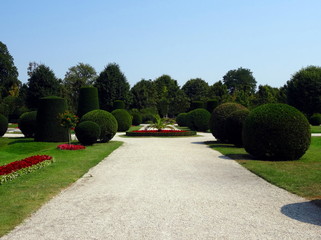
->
2 132 321 239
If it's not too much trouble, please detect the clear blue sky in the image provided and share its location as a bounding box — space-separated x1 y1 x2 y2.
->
1 0 321 88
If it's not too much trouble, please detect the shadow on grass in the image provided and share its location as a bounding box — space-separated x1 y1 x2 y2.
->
281 201 321 226
7 138 34 145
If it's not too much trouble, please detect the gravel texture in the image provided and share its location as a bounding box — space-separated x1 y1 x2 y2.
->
1 132 321 239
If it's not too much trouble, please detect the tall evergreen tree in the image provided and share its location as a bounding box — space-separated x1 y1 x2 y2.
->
130 79 157 110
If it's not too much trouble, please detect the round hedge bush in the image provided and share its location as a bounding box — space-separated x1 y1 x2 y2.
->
309 113 321 126
186 108 211 132
225 109 250 146
111 109 132 132
0 114 8 137
77 87 99 118
243 103 311 160
210 102 247 142
18 111 37 138
75 121 101 145
81 109 118 142
131 112 142 126
176 113 188 127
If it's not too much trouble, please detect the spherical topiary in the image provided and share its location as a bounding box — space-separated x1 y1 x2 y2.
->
225 109 250 146
18 111 37 138
243 103 311 160
131 112 142 126
210 102 247 142
186 108 211 131
75 121 101 145
81 109 118 142
190 101 205 111
77 87 99 118
111 109 132 132
35 97 69 142
176 113 188 127
113 100 125 110
309 113 321 126
0 113 8 137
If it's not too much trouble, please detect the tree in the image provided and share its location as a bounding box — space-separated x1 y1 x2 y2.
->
130 79 157 110
25 64 62 109
94 63 131 111
252 85 279 106
0 41 20 98
208 81 230 104
285 66 321 116
62 63 97 112
181 78 209 102
223 67 257 94
168 89 190 116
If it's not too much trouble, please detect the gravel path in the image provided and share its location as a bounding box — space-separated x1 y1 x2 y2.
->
2 133 321 239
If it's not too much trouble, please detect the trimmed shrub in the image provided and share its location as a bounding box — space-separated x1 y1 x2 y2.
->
75 121 101 145
113 100 125 110
225 109 250 146
190 101 205 111
35 97 69 142
81 109 118 142
0 114 8 137
18 111 37 138
186 108 211 131
176 113 188 127
111 109 132 132
142 113 156 123
206 99 219 113
309 113 321 126
210 102 247 142
77 87 99 118
243 103 311 160
131 112 142 126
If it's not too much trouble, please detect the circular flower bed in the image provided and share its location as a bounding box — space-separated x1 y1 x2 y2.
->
57 144 86 150
126 130 196 137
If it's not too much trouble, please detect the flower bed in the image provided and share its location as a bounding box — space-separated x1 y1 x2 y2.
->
57 144 85 150
126 130 197 137
0 155 54 184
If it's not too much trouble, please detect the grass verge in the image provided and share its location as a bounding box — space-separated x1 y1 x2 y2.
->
311 125 321 133
0 138 122 237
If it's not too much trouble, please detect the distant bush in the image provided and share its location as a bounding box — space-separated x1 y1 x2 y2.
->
206 99 219 113
75 121 101 145
18 111 37 138
0 114 8 137
131 112 142 126
190 101 204 111
186 108 211 131
225 109 250 146
176 113 188 127
111 109 132 132
77 87 99 118
113 100 125 110
243 103 310 160
209 102 247 142
309 113 321 126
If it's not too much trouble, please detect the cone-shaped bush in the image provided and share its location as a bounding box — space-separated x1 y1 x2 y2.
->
75 121 101 145
35 97 69 142
131 112 142 126
186 108 211 131
309 113 321 126
243 103 311 160
225 109 250 146
0 114 8 137
176 113 188 127
81 109 118 142
210 102 247 142
113 100 125 110
77 87 99 118
111 109 132 132
18 111 37 138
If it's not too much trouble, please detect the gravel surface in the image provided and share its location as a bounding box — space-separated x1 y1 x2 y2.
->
2 132 321 239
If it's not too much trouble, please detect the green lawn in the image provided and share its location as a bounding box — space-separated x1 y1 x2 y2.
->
0 138 122 237
207 137 321 200
311 125 321 133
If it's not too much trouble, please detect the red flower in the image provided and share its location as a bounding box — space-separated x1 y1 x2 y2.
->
57 144 85 150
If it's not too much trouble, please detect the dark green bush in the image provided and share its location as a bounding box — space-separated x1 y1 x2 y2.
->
77 87 99 118
113 100 125 110
35 97 69 142
225 109 250 146
131 112 142 126
0 114 8 137
186 108 211 131
111 109 132 132
190 101 205 111
142 113 155 123
75 121 101 145
243 103 311 160
210 102 247 142
81 109 118 142
309 113 321 126
176 113 188 127
18 111 37 138
206 99 219 113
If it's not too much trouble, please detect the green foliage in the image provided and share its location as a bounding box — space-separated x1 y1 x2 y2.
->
208 81 230 103
176 113 188 127
111 109 132 132
18 111 37 138
225 109 250 146
2 96 23 122
181 78 209 101
131 112 142 126
206 99 219 113
168 89 190 117
113 100 125 110
81 109 118 142
210 102 247 142
243 103 311 160
34 97 69 142
130 79 157 110
186 108 211 131
77 87 99 118
126 130 196 137
252 85 279 106
75 121 101 145
0 114 8 137
145 115 175 131
309 113 321 126
190 101 204 110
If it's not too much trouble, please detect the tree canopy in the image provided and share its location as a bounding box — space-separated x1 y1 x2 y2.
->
181 78 209 102
130 79 157 110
